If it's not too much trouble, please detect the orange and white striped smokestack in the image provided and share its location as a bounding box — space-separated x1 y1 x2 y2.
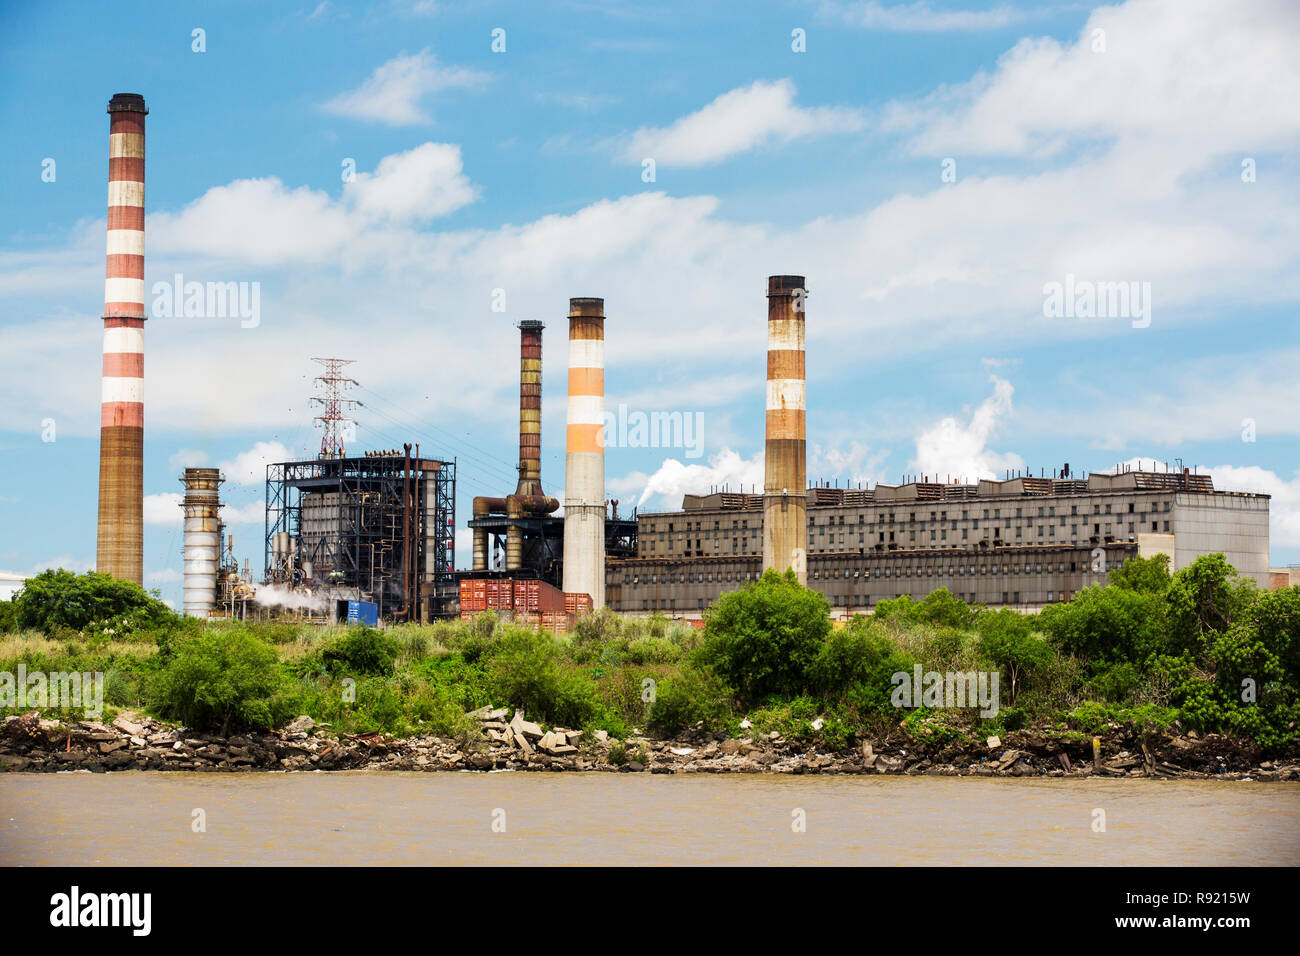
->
96 93 147 585
562 297 606 608
762 276 807 585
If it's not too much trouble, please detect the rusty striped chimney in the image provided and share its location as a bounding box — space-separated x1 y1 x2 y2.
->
180 468 222 617
562 297 606 608
504 320 558 570
96 93 147 585
762 276 808 585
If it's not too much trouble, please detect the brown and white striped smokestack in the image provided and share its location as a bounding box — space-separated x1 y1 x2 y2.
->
97 93 147 585
762 275 808 585
562 297 606 608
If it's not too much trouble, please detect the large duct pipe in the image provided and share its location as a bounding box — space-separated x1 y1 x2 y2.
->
762 275 808 585
180 467 222 618
96 93 147 585
562 297 606 608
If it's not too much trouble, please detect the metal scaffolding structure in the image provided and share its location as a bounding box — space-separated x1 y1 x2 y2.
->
264 450 456 620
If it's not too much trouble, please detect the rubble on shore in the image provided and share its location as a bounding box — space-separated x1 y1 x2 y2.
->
2 708 1296 780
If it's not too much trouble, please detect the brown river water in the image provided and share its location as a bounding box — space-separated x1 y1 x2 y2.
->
2 772 1298 866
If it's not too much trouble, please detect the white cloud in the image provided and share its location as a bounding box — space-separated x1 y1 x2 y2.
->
612 447 764 510
619 79 865 166
826 1 1025 32
322 49 487 126
143 492 183 525
883 0 1300 160
809 440 890 486
345 143 477 223
219 441 293 486
909 376 1024 482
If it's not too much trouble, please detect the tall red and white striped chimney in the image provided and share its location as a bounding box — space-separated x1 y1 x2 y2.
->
96 93 147 585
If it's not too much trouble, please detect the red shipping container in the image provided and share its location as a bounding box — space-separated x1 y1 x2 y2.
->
513 579 565 614
564 592 593 616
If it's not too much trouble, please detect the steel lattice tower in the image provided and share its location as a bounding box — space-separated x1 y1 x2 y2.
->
309 357 359 460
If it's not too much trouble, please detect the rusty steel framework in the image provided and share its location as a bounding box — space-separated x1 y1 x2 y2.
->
264 452 456 620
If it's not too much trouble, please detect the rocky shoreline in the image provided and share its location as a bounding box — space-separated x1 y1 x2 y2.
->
2 709 1297 781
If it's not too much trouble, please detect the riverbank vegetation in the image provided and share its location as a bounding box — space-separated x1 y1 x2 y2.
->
2 554 1297 755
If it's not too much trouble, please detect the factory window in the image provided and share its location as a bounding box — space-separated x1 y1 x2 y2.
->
1049 525 1055 537
698 599 704 609
961 529 968 540
1035 564 1042 573
1163 521 1170 531
910 531 916 542
994 509 1001 518
1072 525 1078 536
909 512 916 522
889 532 895 542
1094 505 1101 514
941 530 948 541
1128 503 1135 513
642 600 648 610
1105 504 1112 514
972 520 979 530
1071 505 1078 516
941 511 947 521
1152 522 1158 532
1128 523 1134 534
1163 502 1171 512
994 528 1000 539
1015 508 1022 518
931 531 937 542
1059 563 1066 572
930 511 937 521
983 509 989 519
1002 591 1009 604
1106 524 1112 534
885 569 891 577
962 511 968 520
1047 591 1054 602
859 533 865 543
1013 591 1020 603
1048 506 1055 517
1094 524 1100 535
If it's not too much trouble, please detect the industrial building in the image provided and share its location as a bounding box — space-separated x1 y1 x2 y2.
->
607 470 1272 617
264 449 456 621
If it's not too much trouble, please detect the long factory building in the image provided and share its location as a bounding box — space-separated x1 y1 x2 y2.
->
606 470 1271 617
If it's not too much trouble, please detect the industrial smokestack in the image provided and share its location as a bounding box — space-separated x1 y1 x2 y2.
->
96 93 147 585
562 297 606 608
504 320 558 570
180 467 222 618
762 275 808 585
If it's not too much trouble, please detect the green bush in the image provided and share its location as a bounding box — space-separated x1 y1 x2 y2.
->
149 628 294 734
1039 584 1169 669
697 569 830 706
978 616 1052 705
319 627 402 676
646 667 729 736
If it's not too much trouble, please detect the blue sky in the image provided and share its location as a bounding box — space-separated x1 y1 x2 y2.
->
1 0 1297 607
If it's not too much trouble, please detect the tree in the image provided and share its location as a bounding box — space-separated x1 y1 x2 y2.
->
13 569 176 634
1247 585 1300 684
978 611 1052 704
1166 554 1257 655
698 569 830 706
1039 583 1169 668
1108 553 1172 593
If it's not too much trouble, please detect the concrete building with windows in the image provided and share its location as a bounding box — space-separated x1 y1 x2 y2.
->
605 469 1270 618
